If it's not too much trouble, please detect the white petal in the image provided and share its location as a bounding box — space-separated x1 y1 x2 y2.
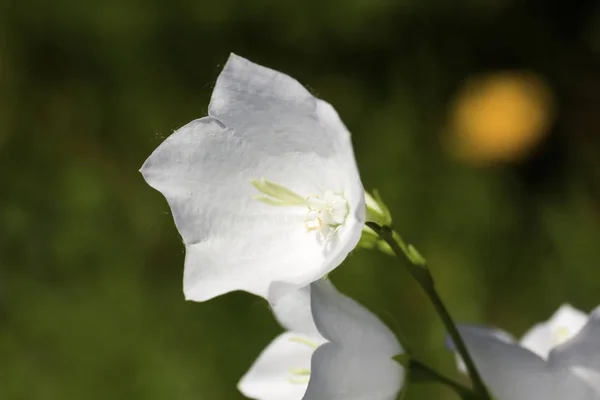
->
550 305 600 376
141 122 323 301
302 343 403 400
447 325 515 375
210 53 365 236
314 99 365 207
458 325 553 400
271 285 321 337
549 367 600 400
310 280 401 357
209 54 359 186
140 117 347 301
238 332 319 400
211 54 366 282
209 54 314 145
141 54 366 301
182 220 323 300
521 304 588 359
569 366 600 396
519 323 554 360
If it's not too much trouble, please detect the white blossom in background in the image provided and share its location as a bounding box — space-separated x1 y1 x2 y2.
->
452 304 600 400
140 54 365 301
238 280 405 400
238 285 324 400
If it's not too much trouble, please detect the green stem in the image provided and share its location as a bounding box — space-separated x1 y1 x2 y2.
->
366 222 492 400
410 359 475 399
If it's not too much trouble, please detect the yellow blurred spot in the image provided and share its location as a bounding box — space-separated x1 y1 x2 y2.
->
447 72 554 163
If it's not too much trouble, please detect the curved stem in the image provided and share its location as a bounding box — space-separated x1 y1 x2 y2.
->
367 222 492 400
410 359 475 399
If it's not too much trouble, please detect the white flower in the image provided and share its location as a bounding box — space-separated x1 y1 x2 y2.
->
238 280 405 400
519 304 588 359
140 54 365 301
453 304 600 400
238 285 324 400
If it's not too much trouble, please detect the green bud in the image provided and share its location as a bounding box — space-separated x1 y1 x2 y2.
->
357 225 379 249
365 189 392 226
376 239 394 256
359 190 395 255
407 244 427 266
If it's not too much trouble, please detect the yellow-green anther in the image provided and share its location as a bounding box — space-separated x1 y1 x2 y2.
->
251 195 294 207
290 368 311 376
288 336 320 349
251 178 308 207
251 178 349 240
288 367 311 384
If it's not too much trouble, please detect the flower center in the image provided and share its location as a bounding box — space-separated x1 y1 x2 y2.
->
551 325 576 347
251 178 349 239
304 191 348 238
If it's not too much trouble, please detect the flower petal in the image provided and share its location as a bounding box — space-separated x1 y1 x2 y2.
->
521 304 588 359
209 54 314 144
271 285 321 338
569 367 600 396
211 54 366 283
141 54 366 301
446 324 515 374
302 343 403 400
550 305 600 376
458 324 553 400
310 280 401 357
209 54 355 172
519 323 553 360
140 117 346 301
552 368 600 399
238 332 318 400
210 54 365 233
182 221 323 300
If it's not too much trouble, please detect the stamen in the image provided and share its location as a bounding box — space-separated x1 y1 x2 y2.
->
285 337 319 385
304 190 348 239
552 326 572 346
251 178 307 206
288 368 311 384
251 178 349 240
289 368 311 376
288 336 320 349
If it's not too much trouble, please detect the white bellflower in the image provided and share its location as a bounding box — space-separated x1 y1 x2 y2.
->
238 280 405 400
454 304 600 400
141 54 365 301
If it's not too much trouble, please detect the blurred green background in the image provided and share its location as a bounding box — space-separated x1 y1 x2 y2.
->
2 0 600 399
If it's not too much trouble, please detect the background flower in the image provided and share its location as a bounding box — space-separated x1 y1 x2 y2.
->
238 286 324 400
453 305 600 399
303 280 404 400
238 281 404 400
